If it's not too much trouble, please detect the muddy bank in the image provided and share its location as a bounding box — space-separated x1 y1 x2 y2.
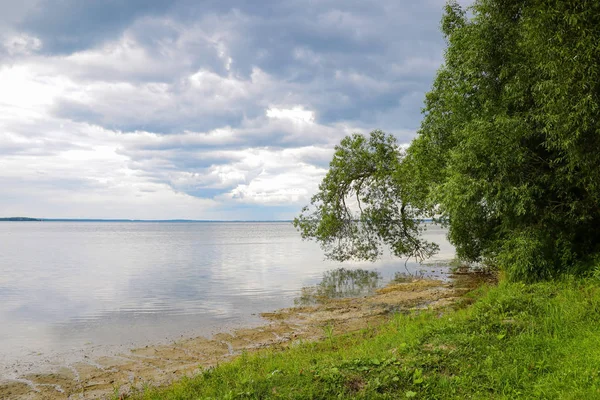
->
0 272 489 400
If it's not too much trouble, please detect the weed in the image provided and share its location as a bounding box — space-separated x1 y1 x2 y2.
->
323 322 335 344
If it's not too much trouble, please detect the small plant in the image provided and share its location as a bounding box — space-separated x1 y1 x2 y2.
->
323 322 335 344
591 261 600 280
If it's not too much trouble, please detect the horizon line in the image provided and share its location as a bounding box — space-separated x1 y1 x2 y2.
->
0 217 294 223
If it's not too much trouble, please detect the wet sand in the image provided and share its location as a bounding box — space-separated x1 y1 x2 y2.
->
0 272 490 399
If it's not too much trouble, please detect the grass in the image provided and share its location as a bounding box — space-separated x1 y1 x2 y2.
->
125 277 600 399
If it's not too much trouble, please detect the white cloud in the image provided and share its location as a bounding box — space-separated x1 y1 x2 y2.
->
266 106 315 124
2 33 41 56
0 64 70 113
216 147 326 205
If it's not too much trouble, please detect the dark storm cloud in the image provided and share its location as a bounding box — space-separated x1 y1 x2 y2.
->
17 0 174 54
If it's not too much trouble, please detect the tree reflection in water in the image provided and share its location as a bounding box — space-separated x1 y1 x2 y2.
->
295 268 381 305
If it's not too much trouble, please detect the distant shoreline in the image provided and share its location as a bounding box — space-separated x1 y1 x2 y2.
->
1 217 434 223
0 217 42 222
0 217 293 223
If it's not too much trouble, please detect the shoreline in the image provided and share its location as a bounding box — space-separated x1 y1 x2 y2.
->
0 270 488 399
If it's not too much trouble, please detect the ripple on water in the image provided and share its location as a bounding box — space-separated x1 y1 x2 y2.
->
0 222 454 378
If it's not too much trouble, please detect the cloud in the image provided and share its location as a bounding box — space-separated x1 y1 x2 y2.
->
0 0 474 219
16 0 173 54
266 107 315 124
2 33 41 56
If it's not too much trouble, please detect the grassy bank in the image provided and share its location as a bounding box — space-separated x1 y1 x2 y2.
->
127 277 600 399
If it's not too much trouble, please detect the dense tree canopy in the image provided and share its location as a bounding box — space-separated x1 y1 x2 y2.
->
295 0 600 281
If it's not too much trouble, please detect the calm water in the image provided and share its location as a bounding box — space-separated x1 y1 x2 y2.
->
0 222 453 376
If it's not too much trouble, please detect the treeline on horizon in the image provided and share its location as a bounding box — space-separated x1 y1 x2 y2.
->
0 217 43 221
295 0 600 282
0 217 294 223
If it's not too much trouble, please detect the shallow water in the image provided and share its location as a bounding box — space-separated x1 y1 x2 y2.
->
0 221 452 377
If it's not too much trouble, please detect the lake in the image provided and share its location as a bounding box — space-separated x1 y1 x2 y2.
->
0 221 453 378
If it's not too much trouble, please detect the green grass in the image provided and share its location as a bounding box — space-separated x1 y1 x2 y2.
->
127 277 600 399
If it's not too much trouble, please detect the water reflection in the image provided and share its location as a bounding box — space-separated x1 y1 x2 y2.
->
295 268 382 305
0 222 454 376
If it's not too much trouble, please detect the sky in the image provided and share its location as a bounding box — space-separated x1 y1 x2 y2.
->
0 0 471 220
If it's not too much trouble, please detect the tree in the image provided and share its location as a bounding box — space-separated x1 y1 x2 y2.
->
293 130 438 263
296 0 600 281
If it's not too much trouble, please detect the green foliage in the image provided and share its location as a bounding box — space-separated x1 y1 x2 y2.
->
293 130 438 263
410 0 600 280
128 278 600 399
297 0 600 281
